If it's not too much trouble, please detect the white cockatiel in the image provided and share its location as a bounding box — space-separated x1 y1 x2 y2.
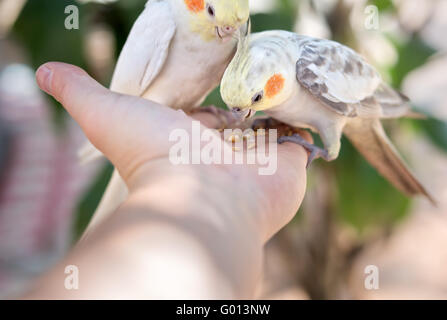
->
220 30 434 203
82 0 250 235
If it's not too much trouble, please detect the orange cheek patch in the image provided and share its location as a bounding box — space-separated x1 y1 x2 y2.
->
184 0 205 12
265 74 285 98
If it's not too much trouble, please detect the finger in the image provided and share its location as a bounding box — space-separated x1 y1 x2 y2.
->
36 62 113 126
35 62 189 178
36 63 133 160
190 112 222 129
35 62 136 151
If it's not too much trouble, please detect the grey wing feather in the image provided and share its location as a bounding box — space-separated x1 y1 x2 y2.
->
296 39 408 118
110 0 176 96
374 83 412 118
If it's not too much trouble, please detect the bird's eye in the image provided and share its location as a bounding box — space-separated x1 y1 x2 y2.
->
207 4 215 17
252 91 264 104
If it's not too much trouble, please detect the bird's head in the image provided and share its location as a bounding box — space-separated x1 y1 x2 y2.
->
220 33 294 120
182 0 250 42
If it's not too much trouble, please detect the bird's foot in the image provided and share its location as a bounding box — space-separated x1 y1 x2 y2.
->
278 134 329 168
251 117 304 137
252 117 283 130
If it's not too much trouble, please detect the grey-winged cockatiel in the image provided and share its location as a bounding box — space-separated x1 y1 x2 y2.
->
220 30 435 203
81 0 250 235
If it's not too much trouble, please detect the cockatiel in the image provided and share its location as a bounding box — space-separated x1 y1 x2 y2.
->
82 0 250 234
220 30 434 203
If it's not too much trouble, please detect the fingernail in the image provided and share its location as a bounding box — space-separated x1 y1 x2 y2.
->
36 65 53 94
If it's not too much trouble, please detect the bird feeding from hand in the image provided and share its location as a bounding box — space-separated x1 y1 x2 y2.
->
220 29 435 204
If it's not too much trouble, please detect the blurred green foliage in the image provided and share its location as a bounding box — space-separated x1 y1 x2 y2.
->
13 0 85 124
14 0 85 70
9 0 447 238
389 35 436 89
418 118 447 152
73 162 113 241
369 0 394 12
333 136 410 231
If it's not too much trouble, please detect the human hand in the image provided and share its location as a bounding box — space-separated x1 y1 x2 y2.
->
29 62 309 299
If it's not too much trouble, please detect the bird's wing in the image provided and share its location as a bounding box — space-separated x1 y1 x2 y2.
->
296 38 384 118
110 0 176 96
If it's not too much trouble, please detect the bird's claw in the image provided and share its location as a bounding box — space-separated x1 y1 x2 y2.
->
306 147 329 169
278 133 329 168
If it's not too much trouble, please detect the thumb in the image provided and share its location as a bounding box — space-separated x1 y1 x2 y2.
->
35 62 124 144
35 62 193 181
36 62 112 123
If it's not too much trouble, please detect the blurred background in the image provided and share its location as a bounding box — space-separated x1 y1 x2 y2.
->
0 0 446 299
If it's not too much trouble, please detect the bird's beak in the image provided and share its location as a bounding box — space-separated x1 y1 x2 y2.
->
216 26 236 42
231 108 255 122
